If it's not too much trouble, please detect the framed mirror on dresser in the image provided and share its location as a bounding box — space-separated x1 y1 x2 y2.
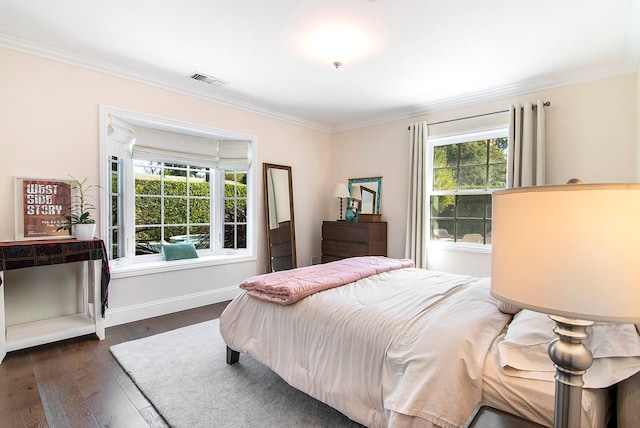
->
348 176 382 216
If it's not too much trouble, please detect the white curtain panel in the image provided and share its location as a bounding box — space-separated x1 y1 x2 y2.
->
507 100 546 187
405 121 428 269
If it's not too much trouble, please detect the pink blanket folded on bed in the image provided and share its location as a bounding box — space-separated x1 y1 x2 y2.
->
240 256 415 305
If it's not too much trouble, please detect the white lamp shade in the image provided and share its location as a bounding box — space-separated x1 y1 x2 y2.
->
491 183 640 324
332 183 350 198
350 185 362 201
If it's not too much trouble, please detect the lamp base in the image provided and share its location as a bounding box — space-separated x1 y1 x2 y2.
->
548 315 594 428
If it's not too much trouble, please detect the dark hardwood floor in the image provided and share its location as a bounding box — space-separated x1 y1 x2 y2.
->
0 301 230 428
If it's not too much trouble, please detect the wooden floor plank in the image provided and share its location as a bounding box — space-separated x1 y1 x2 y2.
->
64 339 150 428
0 301 230 427
37 375 99 428
29 347 70 383
97 349 153 411
1 404 49 428
0 351 41 415
84 377 150 428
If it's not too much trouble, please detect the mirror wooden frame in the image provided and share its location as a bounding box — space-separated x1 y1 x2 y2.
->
263 163 297 272
359 186 377 214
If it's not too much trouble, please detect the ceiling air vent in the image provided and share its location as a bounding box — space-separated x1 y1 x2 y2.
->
188 72 230 87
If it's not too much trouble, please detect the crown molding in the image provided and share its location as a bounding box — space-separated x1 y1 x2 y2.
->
0 34 331 133
1 28 638 135
332 63 637 133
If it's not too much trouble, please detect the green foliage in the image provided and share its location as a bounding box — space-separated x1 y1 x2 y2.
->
430 137 507 241
133 175 247 247
58 176 101 231
226 172 247 184
224 179 247 216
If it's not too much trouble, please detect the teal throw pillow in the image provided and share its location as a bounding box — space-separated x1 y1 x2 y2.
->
162 243 199 261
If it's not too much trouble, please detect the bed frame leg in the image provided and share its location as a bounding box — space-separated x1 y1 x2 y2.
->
226 346 240 365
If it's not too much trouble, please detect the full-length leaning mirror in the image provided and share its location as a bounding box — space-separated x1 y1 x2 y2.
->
348 176 382 215
264 163 297 272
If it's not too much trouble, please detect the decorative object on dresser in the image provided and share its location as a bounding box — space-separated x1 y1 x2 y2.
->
491 183 640 428
321 220 387 263
357 213 382 223
346 184 361 222
332 182 350 221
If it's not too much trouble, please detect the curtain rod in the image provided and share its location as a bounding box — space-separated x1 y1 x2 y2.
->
407 101 551 130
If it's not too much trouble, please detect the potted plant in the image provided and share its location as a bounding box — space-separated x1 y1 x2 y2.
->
58 176 100 240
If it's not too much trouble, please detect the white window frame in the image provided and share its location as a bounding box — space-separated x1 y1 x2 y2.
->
99 105 257 278
427 125 508 254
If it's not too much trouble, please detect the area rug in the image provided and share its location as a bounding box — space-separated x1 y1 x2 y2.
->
110 319 363 428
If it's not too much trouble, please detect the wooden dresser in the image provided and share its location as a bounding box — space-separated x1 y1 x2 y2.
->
321 221 387 263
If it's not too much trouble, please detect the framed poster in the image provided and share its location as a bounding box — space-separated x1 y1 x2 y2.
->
14 177 73 240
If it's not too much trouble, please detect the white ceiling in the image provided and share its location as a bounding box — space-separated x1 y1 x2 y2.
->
1 0 639 131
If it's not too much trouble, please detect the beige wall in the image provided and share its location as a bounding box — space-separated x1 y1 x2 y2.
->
1 45 637 321
0 47 331 324
637 64 640 181
330 73 638 276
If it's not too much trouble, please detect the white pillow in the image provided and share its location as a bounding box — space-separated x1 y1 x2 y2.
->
498 309 640 388
496 299 522 314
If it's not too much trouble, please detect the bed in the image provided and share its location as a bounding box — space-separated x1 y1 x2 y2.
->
219 256 640 428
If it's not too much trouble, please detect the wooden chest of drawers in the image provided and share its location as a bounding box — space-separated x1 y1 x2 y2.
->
321 221 387 263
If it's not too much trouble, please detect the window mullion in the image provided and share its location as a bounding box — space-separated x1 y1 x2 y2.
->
124 156 136 261
186 168 191 240
212 169 222 251
160 164 165 243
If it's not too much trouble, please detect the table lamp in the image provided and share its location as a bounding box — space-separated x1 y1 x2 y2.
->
491 183 640 428
332 183 350 221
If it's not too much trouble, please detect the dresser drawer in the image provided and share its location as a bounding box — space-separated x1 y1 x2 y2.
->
321 240 370 257
321 221 387 262
322 223 371 243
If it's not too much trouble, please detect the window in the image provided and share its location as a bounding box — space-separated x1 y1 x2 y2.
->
223 170 247 249
133 160 214 254
101 107 255 272
428 128 508 245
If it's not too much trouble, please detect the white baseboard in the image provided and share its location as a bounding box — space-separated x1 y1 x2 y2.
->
104 286 242 327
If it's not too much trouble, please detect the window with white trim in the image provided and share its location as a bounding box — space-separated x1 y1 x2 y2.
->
102 108 254 269
428 128 508 245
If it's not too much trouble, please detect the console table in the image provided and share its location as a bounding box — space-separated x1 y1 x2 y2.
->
0 238 110 363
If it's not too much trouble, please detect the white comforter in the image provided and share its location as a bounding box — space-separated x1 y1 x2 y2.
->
220 268 511 428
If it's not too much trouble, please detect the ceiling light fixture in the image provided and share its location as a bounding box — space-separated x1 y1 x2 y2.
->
300 23 371 66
